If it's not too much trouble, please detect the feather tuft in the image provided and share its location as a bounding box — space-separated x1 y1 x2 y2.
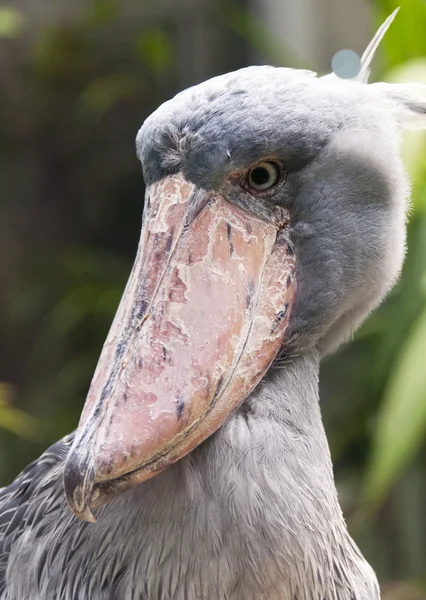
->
372 82 426 129
356 8 400 83
323 9 399 83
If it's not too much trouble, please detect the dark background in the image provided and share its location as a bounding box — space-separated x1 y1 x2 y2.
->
1 0 426 596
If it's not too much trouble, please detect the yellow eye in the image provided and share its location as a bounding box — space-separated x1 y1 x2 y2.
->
247 161 280 191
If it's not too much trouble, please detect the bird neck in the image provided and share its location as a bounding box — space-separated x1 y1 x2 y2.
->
191 348 380 598
231 349 342 511
229 348 336 483
244 349 345 537
245 348 327 450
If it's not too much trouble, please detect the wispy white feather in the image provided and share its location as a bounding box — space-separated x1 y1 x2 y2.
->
356 7 400 83
323 8 399 83
374 82 426 129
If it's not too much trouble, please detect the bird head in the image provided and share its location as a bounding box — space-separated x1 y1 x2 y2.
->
64 14 426 522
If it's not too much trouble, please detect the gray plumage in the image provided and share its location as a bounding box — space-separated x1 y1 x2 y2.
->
1 15 426 600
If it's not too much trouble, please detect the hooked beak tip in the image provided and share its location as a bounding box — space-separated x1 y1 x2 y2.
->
63 450 97 523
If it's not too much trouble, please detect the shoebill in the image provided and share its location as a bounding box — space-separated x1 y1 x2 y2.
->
0 11 425 600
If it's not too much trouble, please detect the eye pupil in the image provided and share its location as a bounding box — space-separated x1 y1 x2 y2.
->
250 167 270 186
246 161 281 192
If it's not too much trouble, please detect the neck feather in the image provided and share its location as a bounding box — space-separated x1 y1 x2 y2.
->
184 348 380 598
199 349 341 529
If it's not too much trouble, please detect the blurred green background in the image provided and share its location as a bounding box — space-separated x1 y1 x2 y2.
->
0 0 425 596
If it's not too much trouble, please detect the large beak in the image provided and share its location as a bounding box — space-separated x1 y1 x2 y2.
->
64 173 296 522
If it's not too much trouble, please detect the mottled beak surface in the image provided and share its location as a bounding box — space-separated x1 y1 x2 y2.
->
64 173 296 522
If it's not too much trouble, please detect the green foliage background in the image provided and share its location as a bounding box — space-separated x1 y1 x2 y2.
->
0 1 425 596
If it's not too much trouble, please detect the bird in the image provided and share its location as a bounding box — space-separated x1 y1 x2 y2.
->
1 11 425 600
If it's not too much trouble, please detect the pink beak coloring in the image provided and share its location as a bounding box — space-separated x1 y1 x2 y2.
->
64 173 296 522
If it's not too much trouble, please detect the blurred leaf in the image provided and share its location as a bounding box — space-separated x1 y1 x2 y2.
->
220 2 306 68
48 286 101 337
0 383 40 439
78 73 141 118
32 25 94 88
381 581 426 600
421 270 426 295
0 6 26 38
364 306 426 505
135 29 173 76
85 0 119 25
378 0 426 67
385 59 426 209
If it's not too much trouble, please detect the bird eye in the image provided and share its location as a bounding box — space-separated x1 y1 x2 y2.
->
246 161 281 192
